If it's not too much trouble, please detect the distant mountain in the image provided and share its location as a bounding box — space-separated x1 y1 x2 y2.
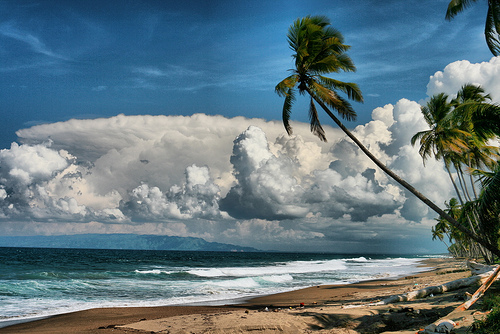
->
0 234 260 252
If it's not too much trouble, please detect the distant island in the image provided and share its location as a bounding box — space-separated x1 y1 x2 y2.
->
0 234 260 252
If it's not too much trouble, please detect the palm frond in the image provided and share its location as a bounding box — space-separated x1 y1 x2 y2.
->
317 76 363 102
473 163 500 218
427 93 452 123
419 105 434 128
453 101 500 140
282 88 296 136
323 26 345 43
287 18 305 52
308 97 327 141
331 95 356 121
307 15 330 28
452 84 492 105
310 81 356 121
446 0 479 20
417 131 438 163
485 2 500 56
275 75 298 97
322 36 350 53
410 129 431 147
311 54 355 74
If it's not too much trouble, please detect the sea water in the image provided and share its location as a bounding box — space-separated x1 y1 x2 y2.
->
0 247 439 327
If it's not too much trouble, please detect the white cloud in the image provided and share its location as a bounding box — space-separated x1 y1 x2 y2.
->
0 113 448 252
427 56 500 101
120 164 222 220
0 141 68 184
220 126 308 220
1 57 499 253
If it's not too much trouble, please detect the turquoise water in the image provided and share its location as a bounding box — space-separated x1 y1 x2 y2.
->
0 247 434 326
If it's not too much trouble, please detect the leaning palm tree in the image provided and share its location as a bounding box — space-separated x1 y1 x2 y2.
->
446 0 500 56
275 15 500 258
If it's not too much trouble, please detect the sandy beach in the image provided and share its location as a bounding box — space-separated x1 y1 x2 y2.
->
0 258 493 334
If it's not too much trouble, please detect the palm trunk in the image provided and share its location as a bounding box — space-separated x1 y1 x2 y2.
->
452 162 494 262
458 165 473 201
470 174 479 199
444 163 465 205
443 162 492 261
467 156 479 200
306 88 500 258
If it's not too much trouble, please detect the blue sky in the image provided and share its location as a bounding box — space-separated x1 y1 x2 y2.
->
0 0 498 253
0 0 491 148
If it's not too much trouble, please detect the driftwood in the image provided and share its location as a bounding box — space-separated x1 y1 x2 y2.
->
468 260 498 275
378 261 498 305
381 275 481 304
343 261 499 309
455 264 500 311
341 261 500 333
417 262 500 334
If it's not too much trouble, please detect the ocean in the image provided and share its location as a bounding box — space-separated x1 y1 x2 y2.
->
0 247 439 328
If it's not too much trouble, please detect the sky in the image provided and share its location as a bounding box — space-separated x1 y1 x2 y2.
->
0 0 499 253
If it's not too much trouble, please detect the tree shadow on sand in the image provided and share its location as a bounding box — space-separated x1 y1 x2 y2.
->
298 305 457 333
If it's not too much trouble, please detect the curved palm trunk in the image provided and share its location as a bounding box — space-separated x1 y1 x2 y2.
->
306 88 500 258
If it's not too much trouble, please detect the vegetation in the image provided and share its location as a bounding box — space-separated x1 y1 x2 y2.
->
412 84 500 263
472 282 500 333
276 16 500 259
446 0 500 56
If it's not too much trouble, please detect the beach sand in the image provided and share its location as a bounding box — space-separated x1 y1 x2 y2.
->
0 258 493 334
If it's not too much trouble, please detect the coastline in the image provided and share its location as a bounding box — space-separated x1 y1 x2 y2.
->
0 257 485 334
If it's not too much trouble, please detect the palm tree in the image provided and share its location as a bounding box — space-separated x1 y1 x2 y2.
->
275 16 500 258
450 84 499 201
411 93 470 204
445 0 500 56
275 15 363 142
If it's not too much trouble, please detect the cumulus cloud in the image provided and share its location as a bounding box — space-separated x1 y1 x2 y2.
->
427 56 500 101
220 126 308 220
120 164 222 220
1 57 499 252
219 126 401 222
0 141 68 185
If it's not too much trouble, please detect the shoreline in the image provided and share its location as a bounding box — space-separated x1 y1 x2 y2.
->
0 257 482 334
0 257 438 327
